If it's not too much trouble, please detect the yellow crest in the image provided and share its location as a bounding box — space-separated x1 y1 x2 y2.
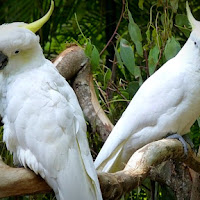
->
186 1 200 30
22 1 54 33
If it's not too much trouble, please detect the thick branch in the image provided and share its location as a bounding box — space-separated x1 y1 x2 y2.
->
72 65 113 141
150 160 192 200
0 159 51 197
98 139 200 200
190 147 200 200
1 139 200 199
53 45 88 80
53 46 113 141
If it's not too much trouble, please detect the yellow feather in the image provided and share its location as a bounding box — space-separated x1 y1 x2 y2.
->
22 1 54 33
186 1 199 30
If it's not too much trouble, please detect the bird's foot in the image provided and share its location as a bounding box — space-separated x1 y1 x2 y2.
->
166 133 188 157
15 164 24 168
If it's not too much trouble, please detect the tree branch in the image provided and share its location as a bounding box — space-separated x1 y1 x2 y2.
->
72 64 113 141
54 45 113 141
0 139 200 199
0 158 52 197
100 0 125 56
53 45 88 80
98 139 200 200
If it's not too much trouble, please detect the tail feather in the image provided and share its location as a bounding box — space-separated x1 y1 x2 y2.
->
95 146 123 172
46 146 102 200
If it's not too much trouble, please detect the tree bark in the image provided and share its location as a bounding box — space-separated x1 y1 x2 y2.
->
53 45 113 141
0 139 200 199
189 147 200 200
150 161 192 200
0 158 51 197
189 169 200 200
53 45 88 80
72 64 113 141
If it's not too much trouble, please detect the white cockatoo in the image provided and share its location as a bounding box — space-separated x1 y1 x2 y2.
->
0 1 102 200
95 2 200 173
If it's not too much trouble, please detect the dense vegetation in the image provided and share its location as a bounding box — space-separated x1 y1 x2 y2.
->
0 0 200 199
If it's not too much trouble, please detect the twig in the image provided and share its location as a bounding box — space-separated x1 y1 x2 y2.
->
143 49 150 77
100 0 126 56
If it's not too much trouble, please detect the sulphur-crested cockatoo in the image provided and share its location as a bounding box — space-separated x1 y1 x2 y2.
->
0 1 102 200
95 2 200 173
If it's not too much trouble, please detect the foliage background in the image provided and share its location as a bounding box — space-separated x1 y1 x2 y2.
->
0 0 200 199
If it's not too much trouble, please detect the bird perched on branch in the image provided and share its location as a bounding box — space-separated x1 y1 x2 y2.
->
95 2 200 173
0 1 102 200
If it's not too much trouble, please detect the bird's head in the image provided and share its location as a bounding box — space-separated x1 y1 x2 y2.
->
0 1 54 75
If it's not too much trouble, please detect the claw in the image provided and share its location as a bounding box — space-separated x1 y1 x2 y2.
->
166 133 188 156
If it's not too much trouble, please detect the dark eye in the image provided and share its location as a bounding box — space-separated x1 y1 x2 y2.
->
194 42 197 46
15 50 20 54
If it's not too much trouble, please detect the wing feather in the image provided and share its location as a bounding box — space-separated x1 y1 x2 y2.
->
95 58 188 171
3 62 102 199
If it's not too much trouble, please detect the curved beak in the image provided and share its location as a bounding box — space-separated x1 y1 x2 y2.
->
0 52 8 70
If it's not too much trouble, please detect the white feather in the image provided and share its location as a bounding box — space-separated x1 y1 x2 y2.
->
0 23 102 200
95 30 200 172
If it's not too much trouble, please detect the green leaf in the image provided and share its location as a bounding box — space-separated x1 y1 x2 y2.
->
135 41 143 57
152 28 158 44
138 0 144 10
177 26 190 37
115 47 126 78
164 37 181 61
115 47 123 67
146 29 151 44
175 14 191 37
126 81 139 99
120 90 129 100
85 40 93 57
175 14 189 27
104 68 112 87
120 38 135 75
128 10 143 57
134 65 141 79
134 65 143 85
90 46 100 71
128 10 142 41
170 0 179 13
148 45 160 75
